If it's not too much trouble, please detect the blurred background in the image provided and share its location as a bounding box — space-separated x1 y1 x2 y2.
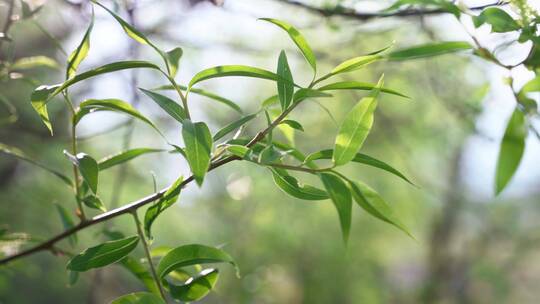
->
1 0 540 303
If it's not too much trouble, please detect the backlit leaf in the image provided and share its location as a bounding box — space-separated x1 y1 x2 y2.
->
182 120 212 186
318 81 409 98
473 7 520 33
139 88 186 123
11 56 60 71
213 113 257 142
386 41 472 61
319 173 352 244
66 11 94 79
167 268 219 302
67 236 139 272
277 50 294 110
270 168 328 200
164 47 183 77
99 148 164 171
189 65 279 89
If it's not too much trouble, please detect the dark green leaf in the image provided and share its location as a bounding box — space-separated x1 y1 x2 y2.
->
319 173 352 244
213 113 257 142
82 194 106 212
260 18 317 73
277 50 294 110
164 47 183 78
270 168 328 200
167 268 219 302
182 120 212 186
154 84 242 113
495 108 527 195
144 176 184 239
120 257 160 295
188 65 279 89
67 236 139 272
333 77 382 166
139 88 186 124
279 119 304 132
318 81 409 98
110 292 165 304
66 11 93 79
473 7 520 33
386 41 472 61
64 152 99 193
157 244 238 279
98 148 164 171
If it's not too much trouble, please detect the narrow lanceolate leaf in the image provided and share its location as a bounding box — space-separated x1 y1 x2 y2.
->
139 88 186 123
319 173 352 245
55 204 77 246
292 88 332 103
260 18 317 73
213 113 257 142
167 268 219 302
120 257 160 295
226 145 251 158
473 7 520 33
66 11 94 79
98 148 164 171
144 176 184 239
188 65 279 89
348 180 412 238
277 50 294 110
386 41 473 61
75 99 161 136
182 120 212 186
495 108 527 195
279 119 304 132
154 84 242 113
67 236 139 272
271 169 328 200
156 244 238 279
304 149 414 185
10 56 60 71
164 47 183 77
110 292 165 304
71 152 99 194
326 54 381 78
30 84 60 135
333 77 382 166
318 81 409 98
0 143 72 186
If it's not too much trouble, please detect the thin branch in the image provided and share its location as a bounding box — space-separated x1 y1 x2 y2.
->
272 0 502 20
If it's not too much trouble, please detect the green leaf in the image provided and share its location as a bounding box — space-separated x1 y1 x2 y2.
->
258 145 283 164
277 50 294 110
55 204 77 246
144 176 184 239
386 41 472 61
318 81 409 98
65 152 99 194
279 119 304 132
139 88 186 123
319 173 352 244
292 88 332 103
213 114 257 142
67 236 139 272
82 194 106 212
260 18 317 73
188 65 279 89
495 108 527 195
120 257 160 296
154 84 242 113
473 7 520 33
226 145 251 158
261 95 279 108
75 99 161 136
157 244 238 279
305 149 414 185
333 77 382 166
270 168 328 200
164 47 183 78
10 56 60 70
110 292 165 304
66 11 94 79
348 180 413 237
0 143 72 186
326 54 381 77
98 148 164 171
182 120 212 186
167 268 219 302
30 84 59 135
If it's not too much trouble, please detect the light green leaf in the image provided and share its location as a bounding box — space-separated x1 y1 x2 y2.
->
304 149 414 185
82 194 106 212
189 65 279 89
110 292 165 304
326 54 381 78
30 84 60 135
11 56 60 70
386 41 472 61
144 176 183 239
348 180 412 237
66 152 99 194
213 113 257 142
270 168 328 200
182 120 212 186
120 257 160 296
226 145 251 158
98 148 164 171
333 77 382 166
66 11 94 79
277 50 294 110
473 7 520 33
139 88 186 123
318 81 409 98
495 108 527 195
258 145 282 164
154 84 242 113
157 244 238 279
279 119 304 132
260 18 316 73
292 88 332 103
0 143 72 186
164 47 183 78
167 268 219 302
67 236 139 272
319 173 352 244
